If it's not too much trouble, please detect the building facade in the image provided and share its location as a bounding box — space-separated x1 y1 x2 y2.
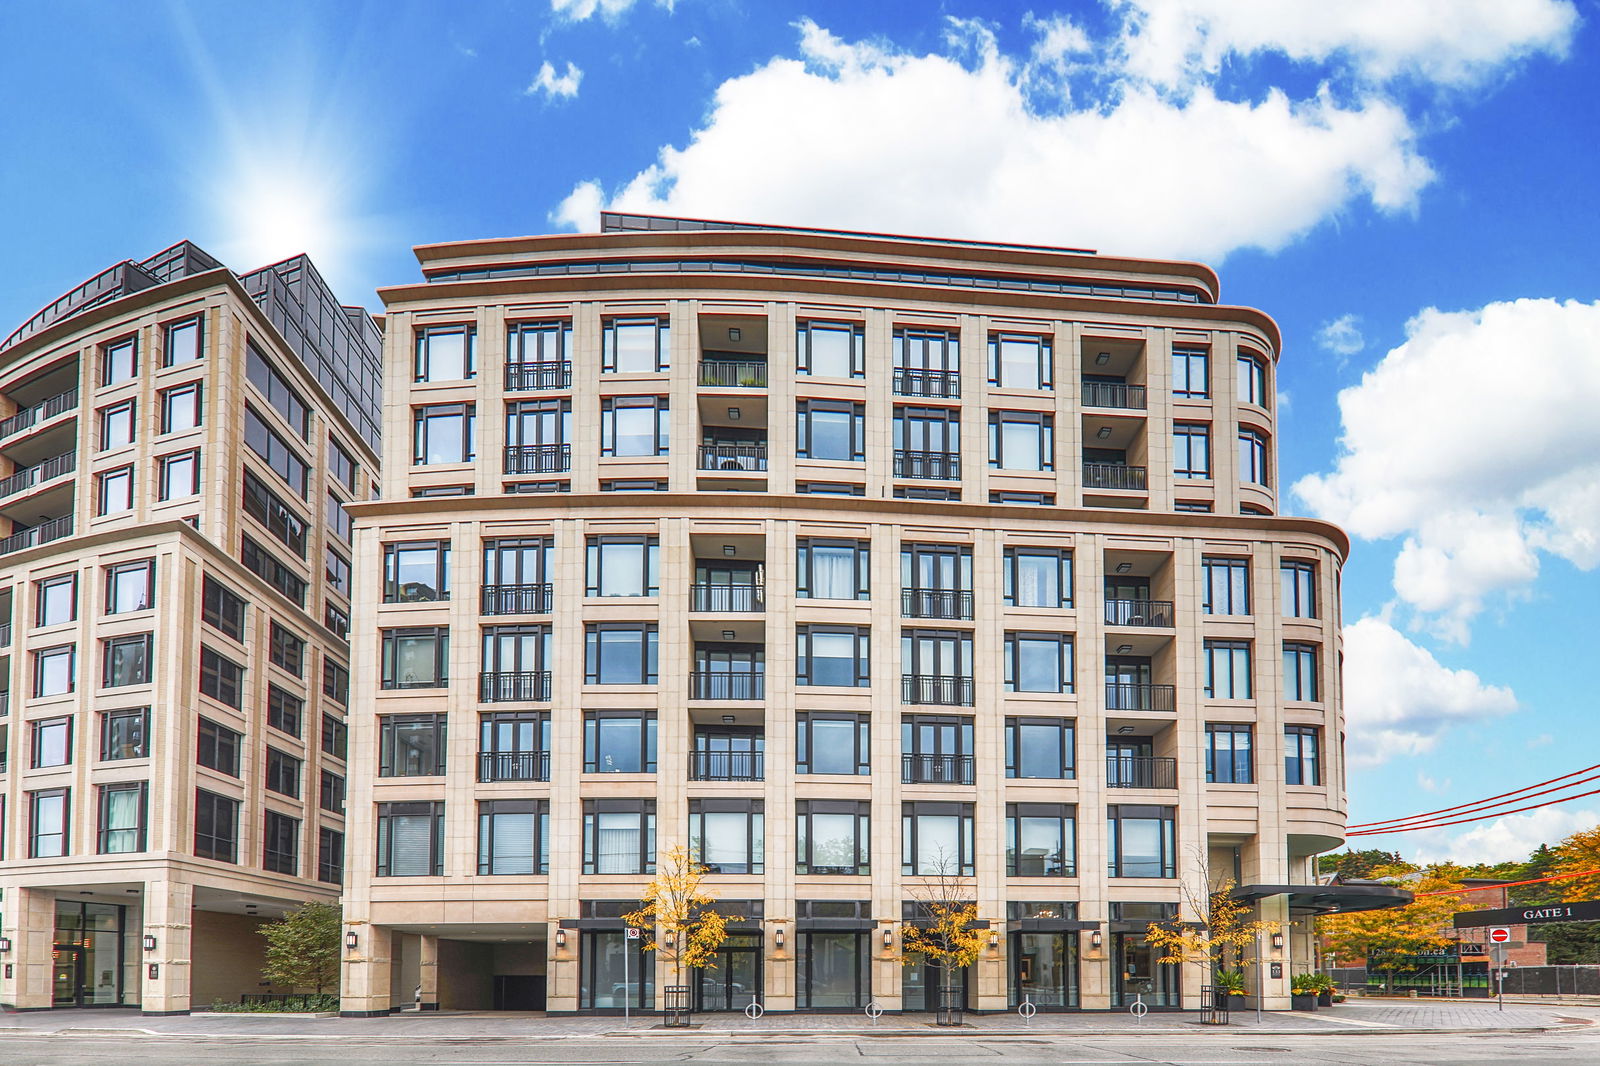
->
0 245 380 1012
341 213 1354 1015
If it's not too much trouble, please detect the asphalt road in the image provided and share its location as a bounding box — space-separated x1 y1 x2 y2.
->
2 1031 1599 1066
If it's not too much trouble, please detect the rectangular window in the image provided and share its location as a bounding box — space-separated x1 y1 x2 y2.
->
796 625 870 687
1004 632 1074 693
1284 643 1320 702
478 799 549 875
36 572 77 627
1205 724 1253 784
902 801 975 876
160 382 202 433
1285 726 1322 785
102 336 137 385
796 800 870 875
796 712 870 775
797 320 865 378
384 541 451 603
602 316 670 373
413 403 476 464
246 341 309 437
31 717 72 767
243 406 310 496
325 548 351 598
599 396 669 456
200 575 247 640
795 400 866 461
267 684 304 737
505 397 571 451
901 629 975 704
99 400 135 450
319 828 345 885
381 627 450 689
266 747 301 798
1174 423 1211 479
34 645 76 697
102 633 152 687
326 491 352 543
894 327 960 397
580 929 655 1010
1172 348 1209 398
988 411 1054 471
241 536 308 607
263 810 300 875
106 560 154 615
1237 353 1268 407
158 449 199 500
585 536 660 597
197 718 241 777
323 659 350 704
414 324 476 381
988 333 1052 390
269 622 305 677
796 539 869 600
328 438 358 491
584 623 658 684
1239 429 1270 486
98 465 134 515
101 707 149 760
377 801 445 876
320 770 345 814
1005 717 1074 779
1006 803 1075 876
1004 548 1072 608
1203 640 1252 700
583 710 657 773
194 788 238 862
892 406 960 478
1202 557 1251 615
690 798 764 874
507 320 573 378
901 714 974 783
1281 561 1318 619
242 469 308 558
582 799 656 874
321 713 348 760
1107 805 1177 877
29 788 69 857
199 646 244 708
379 714 448 776
98 782 148 853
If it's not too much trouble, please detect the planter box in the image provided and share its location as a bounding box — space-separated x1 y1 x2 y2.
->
1290 993 1319 1011
1318 990 1334 1007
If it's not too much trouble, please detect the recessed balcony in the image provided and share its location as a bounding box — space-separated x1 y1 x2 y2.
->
699 357 768 388
0 450 75 500
1104 599 1175 627
1106 754 1177 789
1081 380 1147 411
689 670 765 701
1105 682 1177 711
690 582 764 613
698 443 767 472
0 386 78 443
1083 462 1147 491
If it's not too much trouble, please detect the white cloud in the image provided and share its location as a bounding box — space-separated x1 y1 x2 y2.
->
1025 11 1093 71
1111 0 1578 89
550 0 671 21
526 61 583 101
1296 299 1600 639
1527 733 1554 749
1342 617 1517 766
1403 805 1600 866
1316 313 1365 357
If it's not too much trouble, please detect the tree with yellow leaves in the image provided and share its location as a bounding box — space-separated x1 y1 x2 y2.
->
1551 824 1600 902
1144 877 1279 998
899 866 986 1022
1316 864 1479 972
623 845 734 998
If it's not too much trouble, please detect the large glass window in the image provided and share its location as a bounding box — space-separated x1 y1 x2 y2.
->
322 714 348 760
99 400 135 450
901 629 975 703
1004 547 1072 608
198 577 245 641
1006 717 1074 779
1281 561 1317 619
98 465 134 515
796 625 870 687
379 714 448 776
797 320 864 378
319 770 344 813
194 788 238 862
583 711 657 773
1172 348 1208 398
245 341 309 437
412 403 476 464
241 537 307 606
98 782 147 853
106 560 154 615
690 799 764 874
1239 429 1269 486
377 801 445 876
243 406 310 496
796 800 870 875
160 382 201 433
1107 805 1176 877
1203 640 1252 700
1205 724 1253 784
793 712 870 779
901 714 974 784
414 324 475 381
1004 632 1073 693
1006 803 1075 876
796 539 869 600
583 799 656 874
798 928 869 1010
36 573 77 627
478 799 548 875
269 622 305 676
586 536 659 597
1202 557 1251 615
580 926 654 1010
384 541 451 603
102 336 137 385
319 828 345 885
263 811 299 875
584 623 658 684
329 438 358 491
381 627 449 689
267 685 303 737
31 717 72 767
1174 423 1211 479
795 399 865 461
600 396 669 456
902 801 975 876
602 316 670 373
1285 727 1322 785
988 411 1053 470
197 718 240 777
241 469 308 557
266 748 301 799
158 449 199 500
1237 353 1268 407
35 645 76 697
893 407 960 476
101 707 149 760
102 633 151 687
29 789 69 857
1284 643 1319 702
989 333 1052 390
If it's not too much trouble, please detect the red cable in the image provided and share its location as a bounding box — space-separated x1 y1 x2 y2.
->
1349 763 1600 828
1348 785 1600 835
1347 771 1600 834
1410 869 1600 897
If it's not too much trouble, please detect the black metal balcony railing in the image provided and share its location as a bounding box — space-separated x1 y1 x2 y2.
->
1105 682 1178 711
699 360 768 388
0 690 9 717
480 583 554 615
0 621 11 646
690 671 765 701
1106 755 1178 789
697 444 768 472
690 583 765 612
688 750 765 781
1104 599 1175 627
503 443 571 474
479 670 552 702
0 386 80 441
1080 381 1147 410
902 752 975 785
478 750 551 782
0 450 76 499
1083 462 1148 491
901 588 974 620
504 361 571 391
893 367 961 398
893 449 961 480
0 513 74 557
902 674 976 706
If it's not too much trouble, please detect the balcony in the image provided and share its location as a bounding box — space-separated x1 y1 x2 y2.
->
0 690 8 716
901 588 974 621
688 750 765 781
1081 381 1147 410
478 750 550 782
503 443 571 475
902 753 975 785
1106 755 1178 789
0 386 79 441
1105 682 1177 711
893 367 960 399
902 674 975 706
479 670 552 702
1104 599 1174 627
0 513 73 556
893 450 961 480
0 451 76 499
1083 462 1147 491
690 671 765 701
481 583 553 615
698 444 767 472
504 360 571 391
699 359 768 388
690 583 764 613
0 621 10 645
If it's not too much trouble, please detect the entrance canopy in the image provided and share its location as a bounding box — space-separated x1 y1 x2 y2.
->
1233 883 1412 915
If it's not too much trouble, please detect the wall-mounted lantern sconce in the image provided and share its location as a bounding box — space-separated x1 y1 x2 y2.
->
883 928 894 948
345 931 358 951
0 937 12 953
1271 932 1285 951
555 929 567 949
143 935 158 952
988 931 999 948
1091 930 1103 950
775 928 785 950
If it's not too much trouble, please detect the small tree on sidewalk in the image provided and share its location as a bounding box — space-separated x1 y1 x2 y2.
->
899 863 985 1023
1144 877 1279 1004
260 901 341 996
623 845 734 996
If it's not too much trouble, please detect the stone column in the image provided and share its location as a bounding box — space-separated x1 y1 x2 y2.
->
1 886 55 1010
418 934 439 1010
141 881 194 1014
340 923 393 1016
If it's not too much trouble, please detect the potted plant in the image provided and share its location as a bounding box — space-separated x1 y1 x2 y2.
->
1290 974 1320 1011
1315 973 1335 1007
1214 969 1248 997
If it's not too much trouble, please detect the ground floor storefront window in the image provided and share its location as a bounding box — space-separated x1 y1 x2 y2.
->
1008 932 1078 1008
901 958 970 1011
694 933 762 1011
797 931 868 1009
579 930 653 1010
1111 932 1180 1008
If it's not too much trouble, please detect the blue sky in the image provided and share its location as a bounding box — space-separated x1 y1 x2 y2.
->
3 0 1597 863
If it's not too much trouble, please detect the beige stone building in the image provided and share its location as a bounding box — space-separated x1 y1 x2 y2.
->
341 213 1385 1017
0 243 380 1012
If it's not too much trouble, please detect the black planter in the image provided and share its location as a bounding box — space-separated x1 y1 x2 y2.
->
1318 990 1334 1007
1291 993 1319 1011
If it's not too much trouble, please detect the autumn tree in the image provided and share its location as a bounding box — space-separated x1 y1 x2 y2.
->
1319 850 1409 879
1144 877 1279 994
899 866 985 1019
623 845 734 990
1551 824 1600 903
1316 864 1480 971
260 901 341 995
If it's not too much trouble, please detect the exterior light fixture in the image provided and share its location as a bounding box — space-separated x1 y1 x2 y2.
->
1117 725 1137 735
721 630 736 640
723 545 737 556
1091 930 1103 949
1117 644 1133 654
775 928 785 949
346 931 358 951
989 931 999 948
1115 562 1133 573
1096 426 1113 439
1095 352 1111 365
729 328 742 342
0 937 11 953
727 407 741 420
143 935 158 952
1272 932 1285 951
555 929 567 949
883 928 894 947
721 715 736 724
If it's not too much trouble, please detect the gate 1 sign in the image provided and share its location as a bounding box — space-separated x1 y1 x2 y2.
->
1454 900 1600 928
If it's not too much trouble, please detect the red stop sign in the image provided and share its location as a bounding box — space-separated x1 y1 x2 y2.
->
1488 926 1512 943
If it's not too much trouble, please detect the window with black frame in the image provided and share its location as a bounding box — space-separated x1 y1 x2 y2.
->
901 714 974 784
796 539 869 600
378 714 448 777
1203 640 1252 699
1201 556 1251 615
900 543 972 619
988 332 1053 390
97 783 148 854
1006 803 1075 876
1204 724 1253 783
796 713 870 776
1284 643 1319 702
583 798 656 874
795 399 865 461
478 799 548 875
265 748 301 799
1106 805 1176 877
200 575 245 638
586 536 659 596
1281 560 1317 618
480 711 550 782
381 627 449 689
1172 348 1208 398
1004 547 1072 608
412 403 476 464
269 622 306 677
600 396 670 456
988 411 1053 471
377 801 444 876
892 407 960 480
1173 423 1211 479
318 828 345 885
198 646 243 708
105 560 154 615
102 633 151 688
584 623 658 684
796 320 864 378
266 685 303 737
481 625 552 701
1285 726 1321 785
689 798 764 874
1005 717 1074 779
796 800 870 875
583 710 657 773
902 801 975 876
1003 632 1073 693
197 718 240 777
602 316 670 373
263 810 299 875
101 707 149 761
796 625 870 687
414 324 476 382
893 327 960 397
901 628 974 705
384 541 451 602
194 788 238 862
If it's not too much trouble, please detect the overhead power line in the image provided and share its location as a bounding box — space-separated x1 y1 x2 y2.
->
1411 869 1600 897
1349 763 1600 830
1348 785 1600 835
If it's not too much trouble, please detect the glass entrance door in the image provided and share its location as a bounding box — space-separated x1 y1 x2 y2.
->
694 934 761 1011
51 946 84 1007
1009 932 1078 1008
1112 933 1179 1008
52 901 126 1007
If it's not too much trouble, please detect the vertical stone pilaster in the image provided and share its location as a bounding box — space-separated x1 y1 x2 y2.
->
140 880 194 1014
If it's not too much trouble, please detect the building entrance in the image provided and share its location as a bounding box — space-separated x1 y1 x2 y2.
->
52 901 127 1007
694 934 761 1011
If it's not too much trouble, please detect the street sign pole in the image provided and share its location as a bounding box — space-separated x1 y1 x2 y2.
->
624 933 630 1023
1495 944 1504 1012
